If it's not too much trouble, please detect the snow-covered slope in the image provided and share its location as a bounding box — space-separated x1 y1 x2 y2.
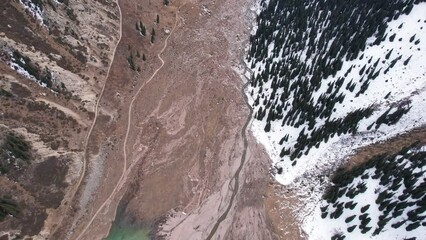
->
246 0 426 185
303 143 426 240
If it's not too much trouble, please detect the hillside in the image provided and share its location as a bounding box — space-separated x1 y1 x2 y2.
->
305 143 426 239
247 0 426 185
246 0 426 238
1 0 119 107
0 0 119 238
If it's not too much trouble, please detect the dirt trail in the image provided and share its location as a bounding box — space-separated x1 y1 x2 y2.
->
48 0 123 238
75 4 181 240
74 0 123 207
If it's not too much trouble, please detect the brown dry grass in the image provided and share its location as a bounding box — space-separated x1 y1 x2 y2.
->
345 126 426 170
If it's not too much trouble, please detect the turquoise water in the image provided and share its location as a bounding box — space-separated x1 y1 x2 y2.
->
105 224 150 240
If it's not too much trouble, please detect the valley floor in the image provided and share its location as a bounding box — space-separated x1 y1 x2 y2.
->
51 0 288 239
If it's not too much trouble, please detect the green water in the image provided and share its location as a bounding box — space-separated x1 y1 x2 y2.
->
105 224 150 240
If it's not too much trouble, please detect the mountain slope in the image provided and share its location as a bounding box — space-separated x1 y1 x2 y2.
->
305 143 426 239
246 0 426 185
246 0 426 239
0 0 119 238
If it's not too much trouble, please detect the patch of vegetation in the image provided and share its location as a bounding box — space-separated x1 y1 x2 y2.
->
277 106 374 161
127 52 136 71
0 196 19 221
137 21 147 36
57 0 69 5
0 132 31 174
47 0 57 11
66 7 77 21
11 50 53 88
72 49 87 64
0 88 13 98
369 102 411 130
30 0 43 9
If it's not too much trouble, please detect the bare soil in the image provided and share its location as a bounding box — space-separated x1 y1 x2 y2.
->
48 0 287 239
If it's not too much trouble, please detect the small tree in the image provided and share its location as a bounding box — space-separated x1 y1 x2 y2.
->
127 53 135 71
264 121 271 132
151 28 156 43
140 21 146 36
156 14 160 24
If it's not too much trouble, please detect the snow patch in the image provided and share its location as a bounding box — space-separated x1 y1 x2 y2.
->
19 0 44 24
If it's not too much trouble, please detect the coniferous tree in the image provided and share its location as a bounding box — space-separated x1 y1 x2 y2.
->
140 21 146 36
151 28 156 43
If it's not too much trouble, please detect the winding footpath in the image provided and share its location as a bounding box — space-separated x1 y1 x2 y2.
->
49 0 123 238
73 9 123 211
76 0 123 200
75 4 181 240
206 73 254 239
